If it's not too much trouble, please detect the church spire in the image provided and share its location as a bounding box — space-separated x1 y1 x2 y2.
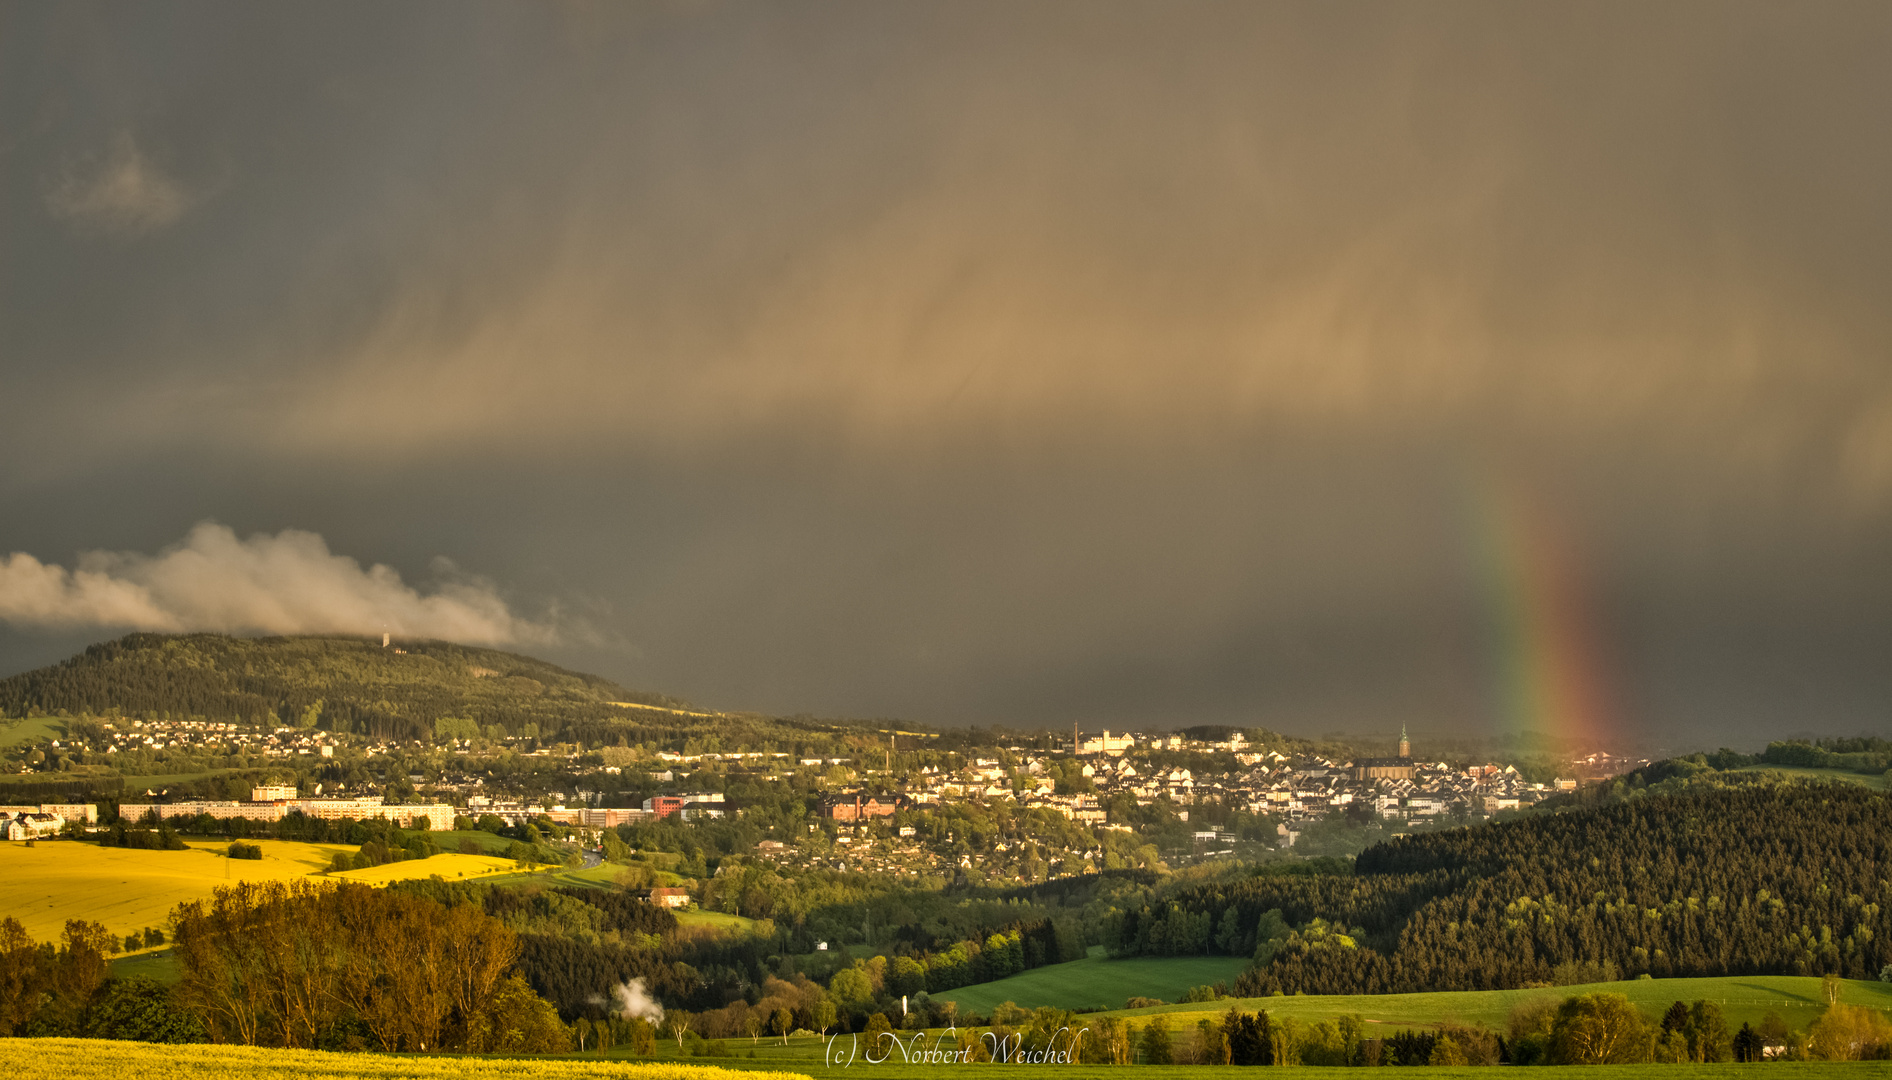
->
1398 723 1410 759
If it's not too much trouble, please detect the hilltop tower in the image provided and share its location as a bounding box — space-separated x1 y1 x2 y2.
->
1398 723 1410 759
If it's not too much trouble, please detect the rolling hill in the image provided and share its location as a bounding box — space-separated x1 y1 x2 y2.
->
0 633 779 746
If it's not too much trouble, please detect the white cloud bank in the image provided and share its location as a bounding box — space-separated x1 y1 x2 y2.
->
0 523 554 646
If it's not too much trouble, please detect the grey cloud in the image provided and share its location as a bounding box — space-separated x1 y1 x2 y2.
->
44 131 191 235
4 4 1885 522
2 4 1891 743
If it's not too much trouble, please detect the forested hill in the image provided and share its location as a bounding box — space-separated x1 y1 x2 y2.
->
1115 783 1891 995
0 633 708 742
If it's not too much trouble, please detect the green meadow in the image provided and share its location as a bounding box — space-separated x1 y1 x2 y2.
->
931 947 1252 1014
676 907 762 933
588 976 1892 1080
930 947 1892 1035
1118 975 1892 1036
0 716 65 750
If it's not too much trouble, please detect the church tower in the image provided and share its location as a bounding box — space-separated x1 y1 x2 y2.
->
1398 723 1410 759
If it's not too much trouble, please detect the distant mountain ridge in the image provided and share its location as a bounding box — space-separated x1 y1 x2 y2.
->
0 633 695 742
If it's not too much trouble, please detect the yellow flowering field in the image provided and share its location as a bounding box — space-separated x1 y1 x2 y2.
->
0 839 516 944
0 1039 813 1080
0 840 341 942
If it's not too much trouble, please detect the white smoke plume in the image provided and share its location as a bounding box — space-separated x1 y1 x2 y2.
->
0 522 555 646
612 978 664 1024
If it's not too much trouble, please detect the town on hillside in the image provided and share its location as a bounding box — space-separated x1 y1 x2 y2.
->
4 712 1641 880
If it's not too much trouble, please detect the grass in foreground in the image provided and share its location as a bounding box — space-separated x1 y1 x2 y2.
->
718 976 1892 1075
934 947 1250 1014
9 1037 1880 1080
0 1039 810 1080
608 1038 1884 1080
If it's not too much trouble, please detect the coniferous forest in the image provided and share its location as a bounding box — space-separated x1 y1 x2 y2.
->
1110 784 1890 994
1 634 721 743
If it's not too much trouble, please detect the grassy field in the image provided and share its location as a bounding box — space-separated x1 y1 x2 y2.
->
648 1056 1892 1080
1114 975 1892 1036
9 1036 1887 1080
613 1026 1892 1079
606 978 1892 1079
934 947 1251 1014
0 716 64 749
481 862 626 889
442 827 523 855
677 908 760 933
0 837 512 944
105 946 180 982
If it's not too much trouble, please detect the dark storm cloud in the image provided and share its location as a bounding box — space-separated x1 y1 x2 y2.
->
3 2 1891 743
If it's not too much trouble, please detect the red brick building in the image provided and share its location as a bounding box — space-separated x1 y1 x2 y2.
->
820 793 906 822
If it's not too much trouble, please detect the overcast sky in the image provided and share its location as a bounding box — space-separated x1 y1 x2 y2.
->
4 2 1891 747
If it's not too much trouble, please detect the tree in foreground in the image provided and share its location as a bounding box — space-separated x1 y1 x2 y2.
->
1549 993 1648 1065
85 975 206 1043
170 877 532 1052
1732 1022 1765 1063
1807 1003 1892 1061
1137 1020 1173 1064
0 917 117 1038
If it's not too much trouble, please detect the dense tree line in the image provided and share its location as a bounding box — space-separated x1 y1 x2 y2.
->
94 823 188 849
1 916 207 1042
808 919 1089 1002
386 879 724 1016
170 878 566 1052
0 918 117 1037
1111 784 1891 995
0 774 124 802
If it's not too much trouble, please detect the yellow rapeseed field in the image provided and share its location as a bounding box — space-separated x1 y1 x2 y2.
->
0 1039 813 1080
326 851 518 886
0 839 516 944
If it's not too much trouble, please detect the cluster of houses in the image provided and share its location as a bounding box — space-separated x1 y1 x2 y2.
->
806 728 1598 848
84 718 339 759
0 803 96 840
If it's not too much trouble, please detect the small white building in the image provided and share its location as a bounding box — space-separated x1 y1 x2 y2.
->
3 812 64 840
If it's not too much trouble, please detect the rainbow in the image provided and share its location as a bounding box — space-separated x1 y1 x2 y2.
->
1466 470 1613 747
